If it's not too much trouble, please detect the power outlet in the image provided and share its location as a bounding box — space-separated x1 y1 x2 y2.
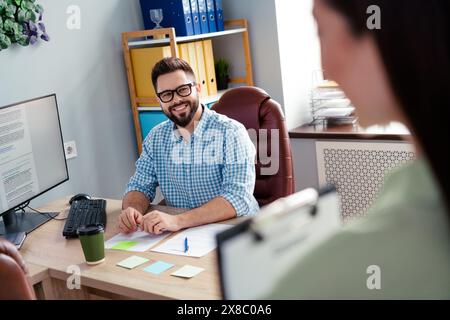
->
64 141 78 160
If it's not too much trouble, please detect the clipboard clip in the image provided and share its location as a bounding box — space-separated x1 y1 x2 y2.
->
250 186 336 242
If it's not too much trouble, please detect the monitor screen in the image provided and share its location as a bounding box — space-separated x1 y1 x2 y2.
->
0 94 68 215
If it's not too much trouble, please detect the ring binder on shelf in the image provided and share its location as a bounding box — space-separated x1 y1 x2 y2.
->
206 0 217 33
197 0 210 34
139 0 195 37
217 186 342 300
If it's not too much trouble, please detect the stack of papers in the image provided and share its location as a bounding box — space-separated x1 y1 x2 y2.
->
151 223 232 258
315 107 355 118
311 80 358 125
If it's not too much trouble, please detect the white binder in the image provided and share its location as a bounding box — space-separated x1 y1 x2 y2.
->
217 187 342 300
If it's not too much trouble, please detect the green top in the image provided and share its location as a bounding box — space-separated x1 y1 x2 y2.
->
267 158 450 299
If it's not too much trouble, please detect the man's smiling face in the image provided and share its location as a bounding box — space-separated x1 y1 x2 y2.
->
157 70 201 128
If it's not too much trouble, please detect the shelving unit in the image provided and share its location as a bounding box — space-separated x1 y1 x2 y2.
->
128 28 247 49
122 19 254 153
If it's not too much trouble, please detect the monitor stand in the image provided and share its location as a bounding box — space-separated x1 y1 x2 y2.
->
0 209 58 236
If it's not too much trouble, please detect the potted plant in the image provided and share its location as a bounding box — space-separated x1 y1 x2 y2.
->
215 58 230 90
0 0 49 51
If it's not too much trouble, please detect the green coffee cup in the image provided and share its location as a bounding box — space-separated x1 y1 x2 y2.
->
77 225 105 265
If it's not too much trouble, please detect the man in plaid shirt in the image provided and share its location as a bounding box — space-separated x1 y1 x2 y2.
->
119 57 259 235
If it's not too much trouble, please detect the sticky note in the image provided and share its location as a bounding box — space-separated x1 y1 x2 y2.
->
144 261 175 275
111 241 138 251
117 256 149 269
171 265 205 279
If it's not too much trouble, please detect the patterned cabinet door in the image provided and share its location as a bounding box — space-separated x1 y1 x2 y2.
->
316 141 416 222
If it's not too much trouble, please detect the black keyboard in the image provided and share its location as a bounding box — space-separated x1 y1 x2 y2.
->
63 199 107 238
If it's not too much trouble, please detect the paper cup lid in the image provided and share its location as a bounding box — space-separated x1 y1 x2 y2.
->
77 224 104 236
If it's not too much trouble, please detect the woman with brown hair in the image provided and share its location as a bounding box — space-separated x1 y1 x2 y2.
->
269 0 450 299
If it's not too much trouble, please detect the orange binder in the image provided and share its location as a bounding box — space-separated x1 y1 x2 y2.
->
178 43 190 63
130 46 172 98
194 41 209 97
202 40 218 96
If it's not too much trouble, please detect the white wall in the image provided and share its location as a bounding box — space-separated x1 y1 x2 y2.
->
275 0 322 129
218 0 284 107
217 0 321 130
0 0 143 207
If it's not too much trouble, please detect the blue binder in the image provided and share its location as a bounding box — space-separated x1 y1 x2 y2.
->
205 0 217 33
214 0 224 32
197 0 210 34
189 0 202 35
139 0 194 37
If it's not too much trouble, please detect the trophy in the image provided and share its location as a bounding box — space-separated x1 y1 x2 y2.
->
150 9 163 29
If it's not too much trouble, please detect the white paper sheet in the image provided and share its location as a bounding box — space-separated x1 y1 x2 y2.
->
105 231 171 252
151 223 232 258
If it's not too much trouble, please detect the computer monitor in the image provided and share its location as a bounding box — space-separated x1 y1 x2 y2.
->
0 94 69 236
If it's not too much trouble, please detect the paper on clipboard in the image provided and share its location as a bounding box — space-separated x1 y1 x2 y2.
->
217 187 343 300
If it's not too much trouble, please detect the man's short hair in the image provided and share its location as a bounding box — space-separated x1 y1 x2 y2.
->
151 57 196 92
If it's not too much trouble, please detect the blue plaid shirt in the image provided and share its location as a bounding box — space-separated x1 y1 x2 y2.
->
125 107 259 217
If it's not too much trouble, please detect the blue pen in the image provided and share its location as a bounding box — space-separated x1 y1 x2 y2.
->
184 237 189 253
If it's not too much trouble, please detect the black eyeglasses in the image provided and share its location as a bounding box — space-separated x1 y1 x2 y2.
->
157 82 196 103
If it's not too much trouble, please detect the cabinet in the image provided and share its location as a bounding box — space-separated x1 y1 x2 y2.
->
122 19 253 153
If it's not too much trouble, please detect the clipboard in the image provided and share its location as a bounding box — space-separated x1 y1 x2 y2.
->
217 187 342 300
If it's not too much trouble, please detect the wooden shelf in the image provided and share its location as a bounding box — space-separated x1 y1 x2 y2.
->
128 28 247 49
122 19 253 153
289 122 411 141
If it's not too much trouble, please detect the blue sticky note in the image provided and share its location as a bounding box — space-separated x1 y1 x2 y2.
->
144 261 175 275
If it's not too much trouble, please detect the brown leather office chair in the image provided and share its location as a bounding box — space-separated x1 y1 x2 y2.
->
212 86 295 207
0 239 35 300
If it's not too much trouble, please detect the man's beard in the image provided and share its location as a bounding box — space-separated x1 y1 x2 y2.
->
165 99 200 128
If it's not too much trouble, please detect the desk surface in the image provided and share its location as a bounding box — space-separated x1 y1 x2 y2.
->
22 197 239 300
289 122 411 141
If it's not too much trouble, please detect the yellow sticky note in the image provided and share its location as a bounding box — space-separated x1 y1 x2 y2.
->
171 265 204 279
117 256 149 270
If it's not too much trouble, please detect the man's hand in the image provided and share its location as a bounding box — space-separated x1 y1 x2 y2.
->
0 239 28 274
141 211 181 235
118 207 144 234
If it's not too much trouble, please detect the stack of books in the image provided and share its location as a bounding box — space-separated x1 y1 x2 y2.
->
310 80 358 125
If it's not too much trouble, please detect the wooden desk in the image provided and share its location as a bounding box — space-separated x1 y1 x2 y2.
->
22 197 238 300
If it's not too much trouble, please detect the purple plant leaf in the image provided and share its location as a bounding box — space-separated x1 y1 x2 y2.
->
41 33 50 42
29 35 37 45
29 21 37 32
38 22 46 32
39 13 43 21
